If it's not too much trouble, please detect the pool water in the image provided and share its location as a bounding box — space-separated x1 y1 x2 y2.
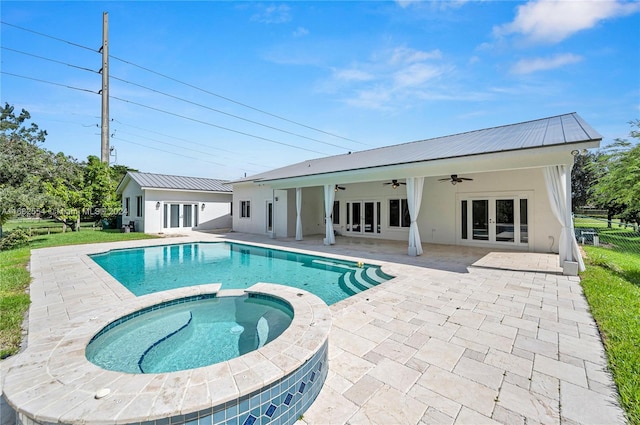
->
86 294 293 373
90 242 393 305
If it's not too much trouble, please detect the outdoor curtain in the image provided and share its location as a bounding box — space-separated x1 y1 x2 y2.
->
543 165 585 272
295 187 303 241
323 184 336 245
407 177 424 256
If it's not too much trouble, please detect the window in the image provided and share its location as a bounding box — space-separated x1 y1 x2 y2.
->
124 197 130 216
163 204 168 228
240 200 251 218
461 200 468 239
183 204 192 227
332 201 340 224
136 196 143 217
389 199 410 227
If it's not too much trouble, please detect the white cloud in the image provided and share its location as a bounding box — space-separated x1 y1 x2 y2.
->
390 47 442 65
325 46 450 110
394 63 444 87
395 0 471 10
251 4 292 24
333 68 375 82
511 53 583 74
293 26 309 37
495 0 640 44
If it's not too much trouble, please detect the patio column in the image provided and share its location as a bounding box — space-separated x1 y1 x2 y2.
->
407 177 424 256
295 187 303 241
323 184 335 245
543 165 585 272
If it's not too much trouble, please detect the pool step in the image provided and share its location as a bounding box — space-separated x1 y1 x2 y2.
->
339 269 375 295
307 259 357 273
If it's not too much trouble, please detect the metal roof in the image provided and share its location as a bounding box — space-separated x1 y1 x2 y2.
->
236 113 601 183
124 172 232 193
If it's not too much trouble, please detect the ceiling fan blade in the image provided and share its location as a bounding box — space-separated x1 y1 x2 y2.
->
460 178 474 181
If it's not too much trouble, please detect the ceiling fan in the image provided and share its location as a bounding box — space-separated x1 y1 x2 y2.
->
334 184 346 192
439 174 473 185
383 179 406 189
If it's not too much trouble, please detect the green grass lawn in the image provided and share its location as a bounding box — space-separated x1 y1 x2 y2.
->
0 228 157 358
581 246 640 425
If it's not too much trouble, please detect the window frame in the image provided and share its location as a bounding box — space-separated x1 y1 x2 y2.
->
240 200 251 218
389 198 410 228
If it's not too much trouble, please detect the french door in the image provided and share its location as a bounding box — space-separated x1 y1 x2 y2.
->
459 195 529 247
346 201 381 234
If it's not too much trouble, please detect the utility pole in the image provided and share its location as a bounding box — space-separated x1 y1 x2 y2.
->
100 11 110 164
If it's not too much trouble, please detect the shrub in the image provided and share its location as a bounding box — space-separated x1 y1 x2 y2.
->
0 228 31 251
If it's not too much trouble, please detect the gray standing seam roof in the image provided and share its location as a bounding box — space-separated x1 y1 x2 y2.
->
128 172 232 192
237 113 601 183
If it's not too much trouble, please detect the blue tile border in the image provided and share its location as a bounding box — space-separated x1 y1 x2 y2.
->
160 340 329 425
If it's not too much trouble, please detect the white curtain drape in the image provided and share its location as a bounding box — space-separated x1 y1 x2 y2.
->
295 187 303 241
407 177 424 256
543 165 585 272
323 184 336 245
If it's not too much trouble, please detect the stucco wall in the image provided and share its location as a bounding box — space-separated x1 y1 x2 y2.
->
120 181 231 234
233 167 562 254
121 180 144 232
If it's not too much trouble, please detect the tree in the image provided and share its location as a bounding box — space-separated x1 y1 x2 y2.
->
0 103 50 236
42 153 92 231
84 155 121 220
589 120 640 227
571 150 600 212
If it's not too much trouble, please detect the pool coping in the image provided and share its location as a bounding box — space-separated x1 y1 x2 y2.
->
2 278 331 424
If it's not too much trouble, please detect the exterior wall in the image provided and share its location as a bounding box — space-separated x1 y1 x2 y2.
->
234 167 561 254
232 185 327 238
420 168 560 253
121 180 145 232
120 180 231 234
144 189 231 234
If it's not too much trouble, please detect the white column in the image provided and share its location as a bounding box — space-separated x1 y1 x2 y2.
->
295 187 303 241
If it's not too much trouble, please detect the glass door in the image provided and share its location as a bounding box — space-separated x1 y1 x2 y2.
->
347 201 380 234
461 196 528 247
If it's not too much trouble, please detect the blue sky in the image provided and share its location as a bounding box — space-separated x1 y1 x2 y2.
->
2 1 639 180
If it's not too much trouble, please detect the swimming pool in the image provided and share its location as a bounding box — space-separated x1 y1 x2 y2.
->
90 242 393 305
86 293 294 374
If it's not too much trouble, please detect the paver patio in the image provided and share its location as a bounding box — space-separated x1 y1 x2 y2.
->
0 232 626 425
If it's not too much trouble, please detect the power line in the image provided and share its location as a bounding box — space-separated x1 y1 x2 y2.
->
3 69 328 155
1 46 99 74
110 95 330 156
111 54 370 148
113 135 261 173
0 21 97 53
2 20 366 148
1 71 98 95
110 74 350 151
112 119 270 169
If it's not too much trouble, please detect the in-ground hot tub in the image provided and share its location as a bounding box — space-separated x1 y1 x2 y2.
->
86 293 294 374
3 283 331 425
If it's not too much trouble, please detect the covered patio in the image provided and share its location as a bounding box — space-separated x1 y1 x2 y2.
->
232 113 600 276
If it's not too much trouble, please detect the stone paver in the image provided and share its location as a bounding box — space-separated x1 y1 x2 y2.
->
0 233 626 425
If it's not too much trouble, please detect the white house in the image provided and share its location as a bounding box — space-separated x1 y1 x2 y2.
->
231 113 602 274
116 172 232 234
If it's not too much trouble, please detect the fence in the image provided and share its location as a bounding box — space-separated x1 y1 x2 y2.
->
574 214 640 254
3 219 101 236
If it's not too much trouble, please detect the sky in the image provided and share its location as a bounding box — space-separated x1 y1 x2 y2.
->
1 1 639 181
